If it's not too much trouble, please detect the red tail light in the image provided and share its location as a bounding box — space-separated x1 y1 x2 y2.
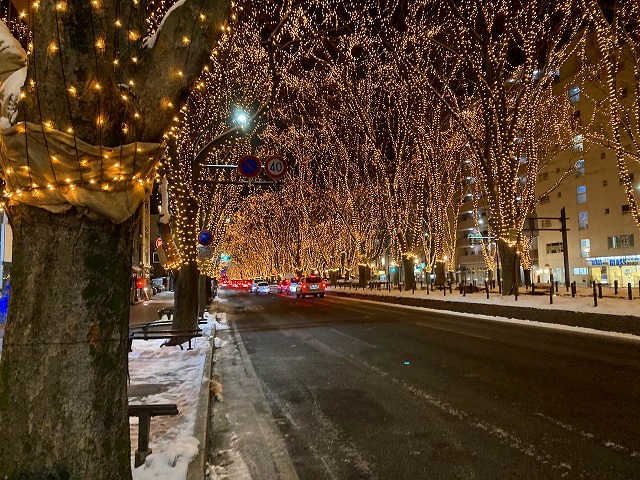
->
303 284 308 289
321 283 326 288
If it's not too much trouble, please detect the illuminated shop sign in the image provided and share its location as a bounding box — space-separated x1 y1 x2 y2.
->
587 255 640 266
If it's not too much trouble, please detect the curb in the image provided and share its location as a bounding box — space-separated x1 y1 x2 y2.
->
186 334 214 480
327 290 640 336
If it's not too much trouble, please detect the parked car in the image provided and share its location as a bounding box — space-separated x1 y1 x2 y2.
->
287 277 301 295
255 281 269 294
296 276 326 298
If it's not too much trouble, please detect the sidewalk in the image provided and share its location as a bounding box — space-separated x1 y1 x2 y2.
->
128 294 226 480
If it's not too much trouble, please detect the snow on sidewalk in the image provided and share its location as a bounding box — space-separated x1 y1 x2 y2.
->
128 311 228 479
328 284 640 317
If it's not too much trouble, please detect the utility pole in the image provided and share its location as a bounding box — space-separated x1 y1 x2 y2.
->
560 207 570 291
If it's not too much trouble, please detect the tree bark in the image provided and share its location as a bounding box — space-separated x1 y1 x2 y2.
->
435 261 446 286
401 255 415 291
0 205 132 479
171 261 199 333
497 239 519 296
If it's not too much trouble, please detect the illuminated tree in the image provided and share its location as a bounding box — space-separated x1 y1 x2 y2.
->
582 0 640 227
0 0 230 476
397 0 583 294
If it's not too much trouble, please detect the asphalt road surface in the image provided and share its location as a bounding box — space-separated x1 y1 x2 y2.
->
221 286 640 479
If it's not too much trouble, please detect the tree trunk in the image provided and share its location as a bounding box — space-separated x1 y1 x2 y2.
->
198 273 207 317
435 262 446 286
170 261 199 341
401 256 415 291
0 205 133 479
523 269 532 287
329 270 338 286
497 239 518 296
357 264 371 288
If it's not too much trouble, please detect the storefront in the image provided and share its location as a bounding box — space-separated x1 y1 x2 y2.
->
587 255 640 287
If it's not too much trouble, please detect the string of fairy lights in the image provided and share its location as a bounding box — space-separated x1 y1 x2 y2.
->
4 0 637 280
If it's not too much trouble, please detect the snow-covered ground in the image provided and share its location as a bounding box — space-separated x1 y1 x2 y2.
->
129 311 229 479
329 284 640 317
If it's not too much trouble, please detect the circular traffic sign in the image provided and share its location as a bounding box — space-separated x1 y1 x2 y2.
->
155 236 163 249
237 155 262 178
264 155 288 180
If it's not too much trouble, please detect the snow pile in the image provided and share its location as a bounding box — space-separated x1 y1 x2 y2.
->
129 316 215 480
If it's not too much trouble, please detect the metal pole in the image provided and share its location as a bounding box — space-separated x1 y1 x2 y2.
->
561 207 570 291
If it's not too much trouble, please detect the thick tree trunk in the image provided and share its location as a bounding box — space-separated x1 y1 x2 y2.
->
497 239 519 296
0 205 133 479
435 262 446 286
329 270 338 286
198 273 207 316
172 261 199 332
523 269 532 287
357 264 371 288
401 256 415 291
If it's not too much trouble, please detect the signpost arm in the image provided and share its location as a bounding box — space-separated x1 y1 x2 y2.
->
561 207 570 291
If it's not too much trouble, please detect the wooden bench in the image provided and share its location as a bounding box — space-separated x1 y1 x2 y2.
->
129 403 179 467
128 329 203 350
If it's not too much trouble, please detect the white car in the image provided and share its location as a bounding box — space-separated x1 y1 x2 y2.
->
296 276 326 298
268 282 281 294
255 281 269 294
251 278 264 293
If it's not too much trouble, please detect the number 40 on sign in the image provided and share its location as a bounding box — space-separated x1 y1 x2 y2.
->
264 155 287 180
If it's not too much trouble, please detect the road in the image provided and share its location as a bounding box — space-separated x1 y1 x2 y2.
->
219 286 640 479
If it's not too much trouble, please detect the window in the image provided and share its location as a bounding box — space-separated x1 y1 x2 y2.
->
601 152 606 159
546 242 563 254
605 208 610 215
578 211 588 230
538 171 548 181
576 185 587 204
573 134 583 152
541 219 552 228
574 267 589 275
152 252 160 263
608 234 634 249
573 110 581 126
540 195 550 204
557 191 562 198
580 239 590 258
569 85 580 104
620 86 628 98
556 167 562 174
575 159 585 177
603 180 608 187
622 204 631 214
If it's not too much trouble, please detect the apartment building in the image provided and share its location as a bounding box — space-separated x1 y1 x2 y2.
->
535 33 640 287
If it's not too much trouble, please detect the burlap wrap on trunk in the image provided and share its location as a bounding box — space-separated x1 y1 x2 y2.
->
0 122 164 223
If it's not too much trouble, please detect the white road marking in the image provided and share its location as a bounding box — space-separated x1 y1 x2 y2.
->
414 321 493 340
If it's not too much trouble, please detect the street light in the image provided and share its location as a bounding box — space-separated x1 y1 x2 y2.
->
235 110 249 126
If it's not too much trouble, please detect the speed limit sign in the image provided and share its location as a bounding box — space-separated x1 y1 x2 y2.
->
264 155 288 180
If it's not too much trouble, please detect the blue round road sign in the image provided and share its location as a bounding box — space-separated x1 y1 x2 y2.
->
238 155 262 178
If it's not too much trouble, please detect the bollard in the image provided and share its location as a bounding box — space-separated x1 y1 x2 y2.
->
485 281 489 299
593 282 598 307
449 282 452 294
413 285 415 294
549 281 554 304
555 281 558 293
463 283 466 297
628 283 632 300
532 282 535 294
598 283 602 299
614 280 619 295
571 281 576 298
443 283 446 296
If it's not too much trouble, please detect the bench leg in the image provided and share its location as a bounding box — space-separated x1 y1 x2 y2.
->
134 412 152 468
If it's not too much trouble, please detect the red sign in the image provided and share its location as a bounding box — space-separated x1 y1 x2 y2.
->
237 155 262 178
264 155 287 180
155 236 163 249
